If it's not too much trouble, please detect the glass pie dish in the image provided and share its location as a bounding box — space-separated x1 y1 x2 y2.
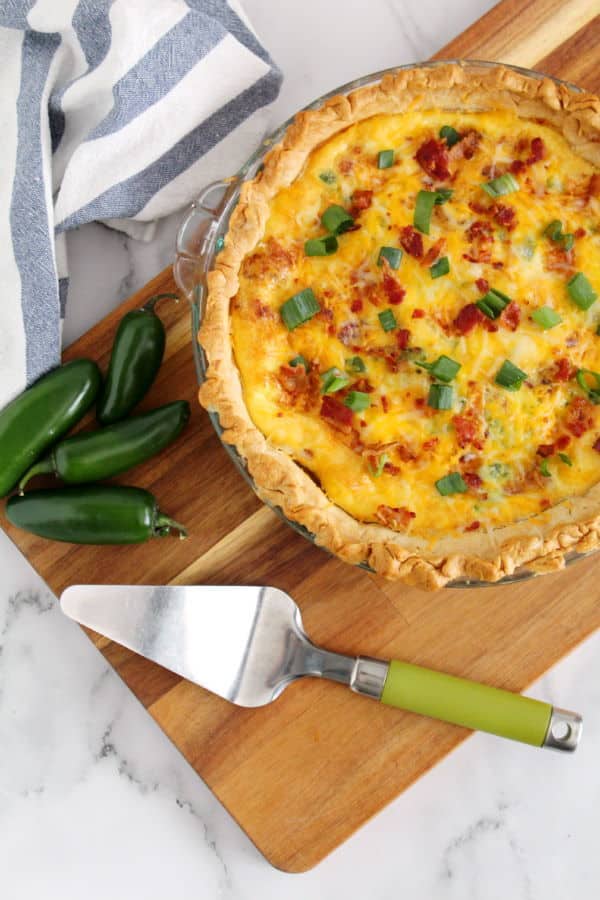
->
174 59 594 588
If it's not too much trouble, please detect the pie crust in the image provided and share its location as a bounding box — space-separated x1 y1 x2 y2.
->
199 62 600 590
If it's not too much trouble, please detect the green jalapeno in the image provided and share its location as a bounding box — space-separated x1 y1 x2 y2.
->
19 401 190 491
97 293 178 425
0 359 101 497
6 485 187 543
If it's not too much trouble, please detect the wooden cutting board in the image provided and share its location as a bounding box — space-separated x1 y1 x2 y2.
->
3 0 600 873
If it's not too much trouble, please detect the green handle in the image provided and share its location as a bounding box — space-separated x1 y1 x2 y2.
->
380 660 552 746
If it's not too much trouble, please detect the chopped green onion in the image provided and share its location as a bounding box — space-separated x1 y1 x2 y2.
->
561 233 575 251
481 173 520 198
413 190 453 235
345 355 366 374
439 125 461 147
320 367 350 394
558 452 573 466
289 354 308 369
544 220 563 241
280 288 320 330
430 256 450 279
378 149 394 169
378 309 397 332
344 391 371 412
304 234 338 256
495 359 528 390
539 459 551 478
377 246 403 270
531 306 562 329
369 453 389 478
321 204 354 235
576 368 600 404
431 355 461 382
435 472 468 496
568 272 597 310
428 383 453 410
476 288 510 319
319 170 336 184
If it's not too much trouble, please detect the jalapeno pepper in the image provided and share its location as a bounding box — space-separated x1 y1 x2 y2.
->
0 359 102 497
19 401 190 490
97 293 178 425
6 485 187 544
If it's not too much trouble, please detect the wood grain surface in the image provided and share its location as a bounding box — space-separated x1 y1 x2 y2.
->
3 0 600 873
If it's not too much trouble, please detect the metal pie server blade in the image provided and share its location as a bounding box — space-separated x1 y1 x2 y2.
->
60 584 582 751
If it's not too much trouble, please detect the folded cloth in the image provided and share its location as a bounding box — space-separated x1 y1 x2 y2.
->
0 0 282 407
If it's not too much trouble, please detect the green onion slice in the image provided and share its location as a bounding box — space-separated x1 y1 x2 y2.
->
531 306 562 329
439 125 461 147
435 472 468 496
280 288 320 330
430 256 450 279
539 459 551 478
558 452 573 466
378 309 397 332
576 368 600 404
544 220 563 241
321 204 354 235
289 355 308 369
304 234 338 256
413 189 453 235
377 246 403 270
344 391 371 412
320 367 350 394
495 359 528 390
431 355 461 382
428 383 453 410
481 173 520 198
345 355 366 374
561 233 575 251
319 170 336 184
378 149 394 169
568 272 598 310
369 453 389 478
476 288 511 319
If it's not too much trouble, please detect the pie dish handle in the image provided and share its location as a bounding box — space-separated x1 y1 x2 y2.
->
378 660 582 751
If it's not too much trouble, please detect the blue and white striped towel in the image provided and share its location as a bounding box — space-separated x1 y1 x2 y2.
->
0 0 282 408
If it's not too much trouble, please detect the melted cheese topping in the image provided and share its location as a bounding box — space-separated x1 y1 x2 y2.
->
230 109 600 540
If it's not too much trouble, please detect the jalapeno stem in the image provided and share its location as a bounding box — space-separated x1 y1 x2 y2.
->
18 457 55 493
142 292 180 313
153 512 188 539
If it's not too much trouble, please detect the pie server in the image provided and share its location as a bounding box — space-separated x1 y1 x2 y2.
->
60 584 582 752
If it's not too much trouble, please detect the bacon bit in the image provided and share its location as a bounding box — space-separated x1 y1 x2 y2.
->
350 298 363 313
400 225 424 259
381 395 389 413
463 472 483 491
493 203 517 231
465 520 481 532
466 220 494 242
320 395 353 432
464 219 494 264
469 199 492 216
412 308 425 319
544 245 575 275
254 299 276 319
277 364 320 410
382 270 406 305
396 328 411 350
537 443 555 457
491 261 504 269
501 301 521 331
349 189 373 217
415 137 450 181
454 303 484 335
510 159 526 175
242 237 296 280
421 238 446 267
376 504 416 531
574 227 586 239
593 437 600 453
476 278 489 293
339 158 353 174
353 378 375 393
556 434 571 450
540 498 552 510
448 129 481 161
415 397 425 409
453 412 484 450
383 462 401 475
565 397 594 437
554 357 575 382
422 437 439 452
528 137 545 164
338 321 361 346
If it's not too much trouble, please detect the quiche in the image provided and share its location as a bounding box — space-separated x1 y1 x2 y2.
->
199 63 600 590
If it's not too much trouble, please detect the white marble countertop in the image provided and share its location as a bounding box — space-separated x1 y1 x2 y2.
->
3 1 600 896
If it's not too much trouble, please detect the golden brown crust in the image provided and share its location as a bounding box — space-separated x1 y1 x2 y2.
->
198 62 600 590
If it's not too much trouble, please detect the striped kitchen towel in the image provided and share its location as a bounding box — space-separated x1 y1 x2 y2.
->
0 0 282 408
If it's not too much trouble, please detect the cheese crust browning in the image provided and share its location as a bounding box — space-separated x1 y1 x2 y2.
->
199 63 600 589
